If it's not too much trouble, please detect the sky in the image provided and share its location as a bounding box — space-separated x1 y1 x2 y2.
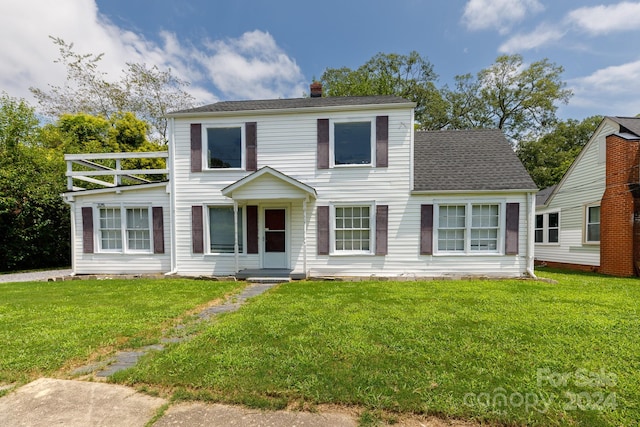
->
1 0 639 121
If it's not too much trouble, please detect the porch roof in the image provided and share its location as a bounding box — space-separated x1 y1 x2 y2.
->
221 166 317 201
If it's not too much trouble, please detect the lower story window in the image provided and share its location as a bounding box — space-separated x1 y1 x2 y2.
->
535 212 559 244
209 206 243 253
99 207 122 250
585 205 600 243
334 206 371 252
436 203 501 254
98 207 151 252
126 208 150 250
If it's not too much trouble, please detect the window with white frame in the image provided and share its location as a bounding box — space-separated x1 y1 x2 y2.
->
585 205 600 243
334 205 372 253
535 212 559 244
98 206 151 253
209 206 243 253
436 203 502 254
332 120 373 166
206 126 243 169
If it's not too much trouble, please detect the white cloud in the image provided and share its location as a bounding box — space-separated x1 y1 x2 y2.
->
568 2 640 35
0 0 305 108
569 60 640 114
462 0 544 34
199 31 306 100
499 24 565 53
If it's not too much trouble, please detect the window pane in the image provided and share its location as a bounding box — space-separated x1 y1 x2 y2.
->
210 207 243 253
535 229 544 243
548 212 559 228
334 122 371 165
207 127 241 168
588 224 600 242
589 206 600 223
536 214 544 229
549 229 559 243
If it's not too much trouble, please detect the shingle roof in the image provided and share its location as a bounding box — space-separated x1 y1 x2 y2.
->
536 185 556 206
413 129 537 192
171 95 412 114
608 116 640 136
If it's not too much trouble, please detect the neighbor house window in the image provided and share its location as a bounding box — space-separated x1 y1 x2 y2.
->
334 205 371 253
585 205 600 243
98 207 151 252
333 121 373 166
535 212 559 244
209 206 243 253
436 203 502 254
207 127 242 169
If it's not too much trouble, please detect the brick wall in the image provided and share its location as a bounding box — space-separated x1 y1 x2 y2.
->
600 134 640 276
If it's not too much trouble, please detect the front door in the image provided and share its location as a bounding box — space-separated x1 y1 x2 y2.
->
263 208 287 268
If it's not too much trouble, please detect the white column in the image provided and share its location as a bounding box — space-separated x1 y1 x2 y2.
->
234 201 239 274
303 197 308 278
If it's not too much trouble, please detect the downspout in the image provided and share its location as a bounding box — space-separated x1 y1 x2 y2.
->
166 117 179 275
526 191 537 278
303 196 308 278
62 194 76 276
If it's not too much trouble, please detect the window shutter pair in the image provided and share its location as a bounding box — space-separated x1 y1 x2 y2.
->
316 205 388 255
317 116 388 169
191 122 257 172
419 203 520 255
81 207 165 254
192 205 258 254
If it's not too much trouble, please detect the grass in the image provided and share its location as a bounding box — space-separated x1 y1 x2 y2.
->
0 278 244 384
112 269 640 427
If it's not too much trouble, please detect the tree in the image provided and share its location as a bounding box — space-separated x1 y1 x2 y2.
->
516 116 602 189
0 92 40 154
444 54 573 142
320 51 450 130
30 37 196 143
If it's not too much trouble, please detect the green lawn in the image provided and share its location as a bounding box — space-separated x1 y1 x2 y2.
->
114 270 640 427
0 278 244 384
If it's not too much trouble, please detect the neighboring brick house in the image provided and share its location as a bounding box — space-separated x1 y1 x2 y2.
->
62 85 537 279
535 116 640 276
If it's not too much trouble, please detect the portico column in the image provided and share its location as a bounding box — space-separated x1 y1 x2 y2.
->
303 196 308 277
233 200 239 273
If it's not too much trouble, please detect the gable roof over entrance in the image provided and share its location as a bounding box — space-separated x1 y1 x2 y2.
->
221 166 317 201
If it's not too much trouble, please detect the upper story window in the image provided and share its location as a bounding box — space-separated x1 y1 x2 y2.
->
333 121 373 166
585 204 600 243
207 127 243 169
535 212 559 244
435 203 502 254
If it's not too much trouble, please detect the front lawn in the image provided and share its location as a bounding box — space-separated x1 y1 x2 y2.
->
0 278 243 384
116 270 640 426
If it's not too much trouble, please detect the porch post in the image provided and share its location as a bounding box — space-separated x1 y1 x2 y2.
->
303 196 308 277
233 201 239 273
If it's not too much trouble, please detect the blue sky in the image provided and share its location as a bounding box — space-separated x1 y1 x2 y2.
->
1 0 639 120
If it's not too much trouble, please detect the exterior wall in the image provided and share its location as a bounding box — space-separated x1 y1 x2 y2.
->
70 185 171 274
171 107 531 277
600 134 640 276
534 120 617 267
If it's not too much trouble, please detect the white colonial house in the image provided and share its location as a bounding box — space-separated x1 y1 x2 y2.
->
63 87 538 279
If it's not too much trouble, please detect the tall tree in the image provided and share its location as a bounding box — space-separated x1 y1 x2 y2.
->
445 54 573 142
516 116 602 189
320 51 449 130
30 37 196 143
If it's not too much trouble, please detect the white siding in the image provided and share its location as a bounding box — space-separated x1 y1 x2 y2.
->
534 120 617 266
70 185 171 274
171 107 532 277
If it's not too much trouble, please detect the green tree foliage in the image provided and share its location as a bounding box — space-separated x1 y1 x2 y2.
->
320 51 449 130
444 54 573 142
0 94 70 271
517 116 602 189
30 37 195 143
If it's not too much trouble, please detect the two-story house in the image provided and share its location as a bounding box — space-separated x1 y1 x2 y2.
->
63 85 538 279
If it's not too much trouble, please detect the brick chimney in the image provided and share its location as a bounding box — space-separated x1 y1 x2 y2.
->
600 133 640 276
310 82 322 98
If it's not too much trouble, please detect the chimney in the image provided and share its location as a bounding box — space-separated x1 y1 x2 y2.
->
310 81 322 98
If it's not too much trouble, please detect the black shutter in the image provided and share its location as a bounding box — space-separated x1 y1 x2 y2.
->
82 207 94 254
317 119 329 169
192 206 204 254
317 206 330 255
191 123 202 172
152 207 164 254
376 116 388 167
505 203 519 255
246 122 257 171
375 205 388 255
420 204 433 255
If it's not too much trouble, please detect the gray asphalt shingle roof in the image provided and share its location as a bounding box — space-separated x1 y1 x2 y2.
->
414 129 537 191
171 96 412 114
608 116 640 136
